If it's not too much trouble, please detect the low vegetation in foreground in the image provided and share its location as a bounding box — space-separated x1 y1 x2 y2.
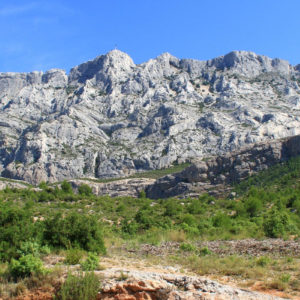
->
1 156 300 298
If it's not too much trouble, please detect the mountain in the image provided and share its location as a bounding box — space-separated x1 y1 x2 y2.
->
1 50 300 184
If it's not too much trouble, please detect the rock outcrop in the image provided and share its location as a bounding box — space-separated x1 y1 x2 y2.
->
69 178 155 198
0 177 31 190
98 269 284 300
1 50 300 184
146 134 300 198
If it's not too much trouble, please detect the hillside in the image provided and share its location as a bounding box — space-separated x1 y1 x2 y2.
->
1 50 300 184
1 155 300 298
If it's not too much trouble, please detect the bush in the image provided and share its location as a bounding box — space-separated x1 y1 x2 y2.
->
263 209 292 238
256 256 271 267
17 241 41 257
164 200 182 217
212 213 231 228
43 213 106 254
81 253 99 271
78 184 93 196
199 247 212 256
180 243 196 252
121 219 138 236
9 254 44 280
64 249 84 265
0 204 41 261
138 190 146 198
244 197 262 217
61 181 73 194
55 272 100 300
188 199 203 214
16 240 50 257
135 209 154 230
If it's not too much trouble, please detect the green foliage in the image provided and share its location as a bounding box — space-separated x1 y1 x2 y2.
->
244 197 262 217
180 243 196 252
64 249 84 265
138 190 146 198
121 218 139 236
164 200 182 217
135 208 154 230
0 204 41 261
81 252 99 271
263 209 294 238
180 214 197 227
78 184 93 196
1 154 300 267
61 181 73 194
9 254 44 280
235 155 300 194
17 240 50 257
212 213 231 228
55 272 100 300
43 213 106 254
256 256 271 267
199 247 212 256
188 199 204 214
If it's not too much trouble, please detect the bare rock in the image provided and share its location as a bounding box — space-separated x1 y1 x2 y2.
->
1 50 300 184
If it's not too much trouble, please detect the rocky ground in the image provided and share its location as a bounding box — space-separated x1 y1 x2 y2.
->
130 239 300 257
9 239 298 300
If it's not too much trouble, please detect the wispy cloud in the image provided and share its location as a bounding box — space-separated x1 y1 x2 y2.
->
0 2 38 17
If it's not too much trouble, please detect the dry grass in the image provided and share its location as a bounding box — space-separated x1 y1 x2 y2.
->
166 253 300 298
0 265 64 300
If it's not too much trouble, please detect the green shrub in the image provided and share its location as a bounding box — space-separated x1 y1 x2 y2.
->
263 209 292 238
17 241 41 257
78 184 93 196
16 241 50 257
64 249 84 265
188 199 203 214
244 197 262 217
61 181 73 194
199 247 212 256
81 253 99 271
55 272 100 300
180 243 196 252
138 190 146 198
212 213 231 228
164 200 182 217
256 256 271 267
280 273 291 283
180 214 197 227
0 204 41 261
43 213 106 254
121 219 138 236
135 209 154 229
9 254 44 280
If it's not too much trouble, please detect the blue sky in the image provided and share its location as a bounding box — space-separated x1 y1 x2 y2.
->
1 0 300 72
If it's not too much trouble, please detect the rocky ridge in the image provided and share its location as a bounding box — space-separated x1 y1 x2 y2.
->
1 50 300 184
146 134 300 198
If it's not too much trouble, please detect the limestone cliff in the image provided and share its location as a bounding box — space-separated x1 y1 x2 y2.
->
1 50 300 184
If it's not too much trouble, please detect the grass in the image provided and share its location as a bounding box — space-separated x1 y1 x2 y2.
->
165 252 300 296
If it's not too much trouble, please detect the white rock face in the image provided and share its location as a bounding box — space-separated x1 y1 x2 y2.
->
1 50 300 184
